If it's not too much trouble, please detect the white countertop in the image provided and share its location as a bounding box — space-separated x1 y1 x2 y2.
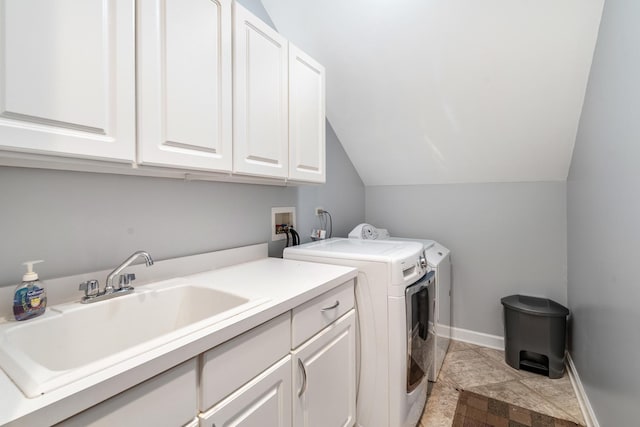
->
0 257 357 427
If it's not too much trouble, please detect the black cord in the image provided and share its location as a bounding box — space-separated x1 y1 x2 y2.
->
290 227 300 246
324 211 333 238
285 227 290 247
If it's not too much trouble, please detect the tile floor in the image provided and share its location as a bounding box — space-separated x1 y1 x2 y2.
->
419 340 585 426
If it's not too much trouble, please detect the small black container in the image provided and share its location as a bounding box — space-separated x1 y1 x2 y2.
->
501 295 570 378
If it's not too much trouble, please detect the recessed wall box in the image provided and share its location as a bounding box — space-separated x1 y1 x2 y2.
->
272 207 296 241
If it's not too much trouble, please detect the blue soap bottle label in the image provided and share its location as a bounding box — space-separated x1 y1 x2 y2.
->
13 283 47 321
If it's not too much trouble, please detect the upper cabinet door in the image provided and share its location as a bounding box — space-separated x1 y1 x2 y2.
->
233 4 288 178
137 0 232 172
0 0 135 162
288 44 326 183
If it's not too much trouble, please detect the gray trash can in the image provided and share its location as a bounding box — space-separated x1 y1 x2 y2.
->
501 295 570 378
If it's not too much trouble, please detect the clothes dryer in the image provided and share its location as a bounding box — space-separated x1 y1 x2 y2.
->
284 238 430 427
349 224 452 382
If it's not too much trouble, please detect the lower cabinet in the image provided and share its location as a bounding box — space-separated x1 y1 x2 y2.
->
199 356 292 427
56 281 355 427
292 310 356 427
56 359 198 427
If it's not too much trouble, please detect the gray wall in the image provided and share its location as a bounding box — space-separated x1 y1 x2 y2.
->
567 0 640 424
366 182 567 336
0 121 364 287
237 0 275 26
297 123 365 242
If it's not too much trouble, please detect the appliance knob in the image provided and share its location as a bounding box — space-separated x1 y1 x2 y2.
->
420 256 427 268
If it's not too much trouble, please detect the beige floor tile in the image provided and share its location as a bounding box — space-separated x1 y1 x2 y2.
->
419 414 454 427
444 355 521 389
520 376 585 425
421 381 460 426
444 349 484 362
436 370 462 390
418 340 585 427
475 346 505 363
448 340 481 352
467 380 578 424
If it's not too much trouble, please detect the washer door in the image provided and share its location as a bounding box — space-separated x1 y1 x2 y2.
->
405 271 435 393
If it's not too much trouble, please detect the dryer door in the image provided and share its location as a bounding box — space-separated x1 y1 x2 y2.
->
405 271 435 392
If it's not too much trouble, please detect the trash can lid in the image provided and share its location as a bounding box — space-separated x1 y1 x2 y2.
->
501 294 569 317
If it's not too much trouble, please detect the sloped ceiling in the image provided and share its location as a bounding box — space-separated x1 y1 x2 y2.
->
261 0 604 185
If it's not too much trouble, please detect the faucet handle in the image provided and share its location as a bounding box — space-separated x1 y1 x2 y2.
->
79 280 100 298
118 273 136 288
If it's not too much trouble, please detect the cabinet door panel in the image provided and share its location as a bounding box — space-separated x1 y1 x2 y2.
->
0 0 135 161
288 44 325 183
199 356 292 427
233 4 288 178
138 0 232 171
293 311 356 427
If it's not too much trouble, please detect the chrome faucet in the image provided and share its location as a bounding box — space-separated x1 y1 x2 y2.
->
79 251 154 304
105 251 154 292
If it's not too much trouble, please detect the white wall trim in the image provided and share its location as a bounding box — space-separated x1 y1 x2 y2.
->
566 353 600 427
450 326 504 350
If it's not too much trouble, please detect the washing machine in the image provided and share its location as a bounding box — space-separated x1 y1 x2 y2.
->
349 224 452 382
284 238 431 427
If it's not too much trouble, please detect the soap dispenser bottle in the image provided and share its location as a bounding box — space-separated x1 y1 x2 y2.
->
13 260 47 321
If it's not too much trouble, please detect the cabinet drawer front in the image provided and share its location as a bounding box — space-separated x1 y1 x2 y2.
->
291 280 354 348
57 359 197 427
200 312 290 411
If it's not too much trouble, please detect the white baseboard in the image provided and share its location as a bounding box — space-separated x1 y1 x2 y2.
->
449 326 504 350
566 353 600 427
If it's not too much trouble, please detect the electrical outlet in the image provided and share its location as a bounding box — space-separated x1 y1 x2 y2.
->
315 207 324 216
311 229 327 240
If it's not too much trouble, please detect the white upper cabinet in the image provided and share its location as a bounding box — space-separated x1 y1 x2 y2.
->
137 0 232 172
233 3 289 179
0 0 325 183
0 0 135 162
288 44 325 183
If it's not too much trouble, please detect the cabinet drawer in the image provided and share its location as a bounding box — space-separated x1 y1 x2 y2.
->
200 312 290 411
57 359 197 427
291 280 354 348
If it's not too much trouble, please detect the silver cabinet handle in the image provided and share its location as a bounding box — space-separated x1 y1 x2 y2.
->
321 300 340 311
298 359 307 398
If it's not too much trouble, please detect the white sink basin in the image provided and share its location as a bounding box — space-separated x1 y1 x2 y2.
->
0 282 267 397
